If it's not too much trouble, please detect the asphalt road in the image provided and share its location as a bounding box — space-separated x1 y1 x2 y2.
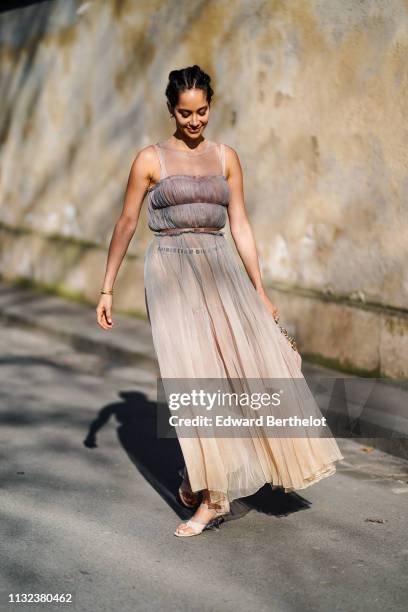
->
1 323 407 612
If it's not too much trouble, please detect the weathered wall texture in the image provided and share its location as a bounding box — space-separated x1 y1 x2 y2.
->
0 0 407 376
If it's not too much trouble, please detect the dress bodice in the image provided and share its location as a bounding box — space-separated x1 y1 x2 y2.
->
147 140 230 232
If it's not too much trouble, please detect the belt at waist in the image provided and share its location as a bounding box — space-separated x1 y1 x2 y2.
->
153 226 224 236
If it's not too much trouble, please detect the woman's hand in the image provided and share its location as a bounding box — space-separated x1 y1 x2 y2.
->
257 289 279 320
96 295 114 330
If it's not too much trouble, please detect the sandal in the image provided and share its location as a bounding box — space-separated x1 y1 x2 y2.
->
177 468 201 509
174 501 229 538
178 485 201 508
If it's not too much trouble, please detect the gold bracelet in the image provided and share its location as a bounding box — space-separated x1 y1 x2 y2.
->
101 289 113 295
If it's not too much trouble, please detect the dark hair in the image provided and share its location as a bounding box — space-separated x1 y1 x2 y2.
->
165 65 214 110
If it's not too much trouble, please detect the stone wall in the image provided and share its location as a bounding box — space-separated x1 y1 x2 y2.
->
1 0 407 376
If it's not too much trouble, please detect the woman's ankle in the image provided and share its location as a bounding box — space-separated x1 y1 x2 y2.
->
201 490 230 514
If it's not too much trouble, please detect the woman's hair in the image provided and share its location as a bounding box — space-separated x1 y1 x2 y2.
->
165 65 214 110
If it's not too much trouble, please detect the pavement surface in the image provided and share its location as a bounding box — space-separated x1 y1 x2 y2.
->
1 281 408 612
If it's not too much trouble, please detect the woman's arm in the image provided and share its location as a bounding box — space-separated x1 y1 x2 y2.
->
225 145 279 319
96 145 158 330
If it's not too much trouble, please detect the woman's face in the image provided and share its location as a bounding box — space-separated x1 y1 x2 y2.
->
169 88 210 141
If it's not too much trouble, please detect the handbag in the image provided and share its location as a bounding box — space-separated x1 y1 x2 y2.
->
273 316 299 353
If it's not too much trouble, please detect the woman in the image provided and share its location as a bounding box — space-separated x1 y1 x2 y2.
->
96 65 344 538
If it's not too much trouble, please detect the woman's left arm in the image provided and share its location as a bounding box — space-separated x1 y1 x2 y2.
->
225 145 279 319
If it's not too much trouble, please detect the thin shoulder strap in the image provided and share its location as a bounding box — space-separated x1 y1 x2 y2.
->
218 143 226 177
154 143 167 179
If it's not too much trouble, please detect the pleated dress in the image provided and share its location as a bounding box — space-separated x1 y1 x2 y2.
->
143 139 344 508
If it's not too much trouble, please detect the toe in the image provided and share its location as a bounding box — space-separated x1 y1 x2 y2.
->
175 522 192 536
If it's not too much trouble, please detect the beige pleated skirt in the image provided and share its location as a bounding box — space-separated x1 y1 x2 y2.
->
144 231 344 505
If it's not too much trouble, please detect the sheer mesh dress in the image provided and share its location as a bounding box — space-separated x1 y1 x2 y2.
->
143 139 344 510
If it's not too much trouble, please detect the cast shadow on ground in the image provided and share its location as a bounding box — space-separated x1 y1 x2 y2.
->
83 390 311 526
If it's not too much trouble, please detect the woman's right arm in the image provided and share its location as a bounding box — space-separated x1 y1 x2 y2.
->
96 145 157 330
